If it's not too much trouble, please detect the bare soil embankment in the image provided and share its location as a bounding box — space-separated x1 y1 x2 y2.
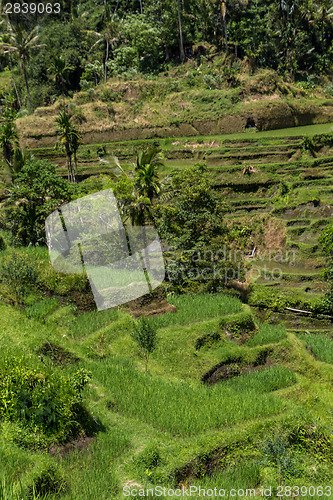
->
17 94 333 148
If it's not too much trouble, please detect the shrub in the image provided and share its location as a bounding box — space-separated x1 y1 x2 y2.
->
136 443 161 472
302 133 333 155
171 80 181 92
25 459 68 498
259 431 297 480
0 249 39 304
6 159 72 246
131 317 158 372
0 235 6 251
0 359 91 444
221 313 258 343
324 84 333 97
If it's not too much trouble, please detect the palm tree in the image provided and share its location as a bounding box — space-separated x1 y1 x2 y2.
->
221 0 228 54
0 120 19 176
109 149 169 288
48 55 73 97
55 109 81 183
91 7 119 82
176 0 186 61
108 147 167 224
309 0 333 70
12 147 32 175
219 0 248 54
0 23 45 113
134 147 164 204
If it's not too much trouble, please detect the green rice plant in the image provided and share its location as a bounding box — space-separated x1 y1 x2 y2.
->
191 461 261 495
0 476 17 500
94 358 295 436
224 366 296 394
23 458 68 498
247 324 287 347
25 298 60 321
149 294 242 329
70 308 119 337
298 332 333 364
60 429 129 500
0 476 48 500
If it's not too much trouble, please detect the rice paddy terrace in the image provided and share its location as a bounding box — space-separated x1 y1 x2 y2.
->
31 122 333 331
2 123 333 498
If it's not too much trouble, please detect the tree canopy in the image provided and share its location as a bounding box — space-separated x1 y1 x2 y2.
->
0 0 332 109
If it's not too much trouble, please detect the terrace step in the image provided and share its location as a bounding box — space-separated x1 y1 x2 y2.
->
207 151 295 165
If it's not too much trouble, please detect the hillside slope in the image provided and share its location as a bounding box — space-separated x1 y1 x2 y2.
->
16 69 333 147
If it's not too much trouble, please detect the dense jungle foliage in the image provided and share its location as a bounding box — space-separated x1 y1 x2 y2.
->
0 0 333 111
1 1 333 498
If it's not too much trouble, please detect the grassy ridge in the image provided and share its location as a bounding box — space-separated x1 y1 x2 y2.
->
93 357 295 435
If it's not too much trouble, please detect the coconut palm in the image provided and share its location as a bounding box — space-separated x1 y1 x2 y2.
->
176 0 185 61
0 121 19 172
134 147 164 204
108 147 168 224
308 0 333 70
220 0 248 54
55 109 81 183
0 23 45 113
48 55 73 97
91 7 119 82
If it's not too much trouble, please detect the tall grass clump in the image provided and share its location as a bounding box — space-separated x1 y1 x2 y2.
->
0 249 39 305
70 308 119 337
93 358 295 436
60 430 129 500
150 294 242 329
192 461 261 492
246 323 287 346
224 366 296 393
298 332 333 364
25 297 60 321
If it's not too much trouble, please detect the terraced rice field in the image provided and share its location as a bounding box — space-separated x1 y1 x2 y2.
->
31 122 333 318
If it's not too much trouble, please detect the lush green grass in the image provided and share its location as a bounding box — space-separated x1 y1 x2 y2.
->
1 292 333 498
298 332 333 364
25 297 60 321
60 429 130 500
69 307 119 337
93 357 295 436
149 294 243 329
3 118 333 496
0 70 11 93
247 324 287 346
190 462 261 497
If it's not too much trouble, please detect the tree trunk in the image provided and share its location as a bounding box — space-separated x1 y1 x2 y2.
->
70 155 76 183
74 151 78 178
176 0 185 61
221 1 228 55
105 39 109 82
22 56 33 113
66 143 75 183
9 59 21 109
221 0 229 55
